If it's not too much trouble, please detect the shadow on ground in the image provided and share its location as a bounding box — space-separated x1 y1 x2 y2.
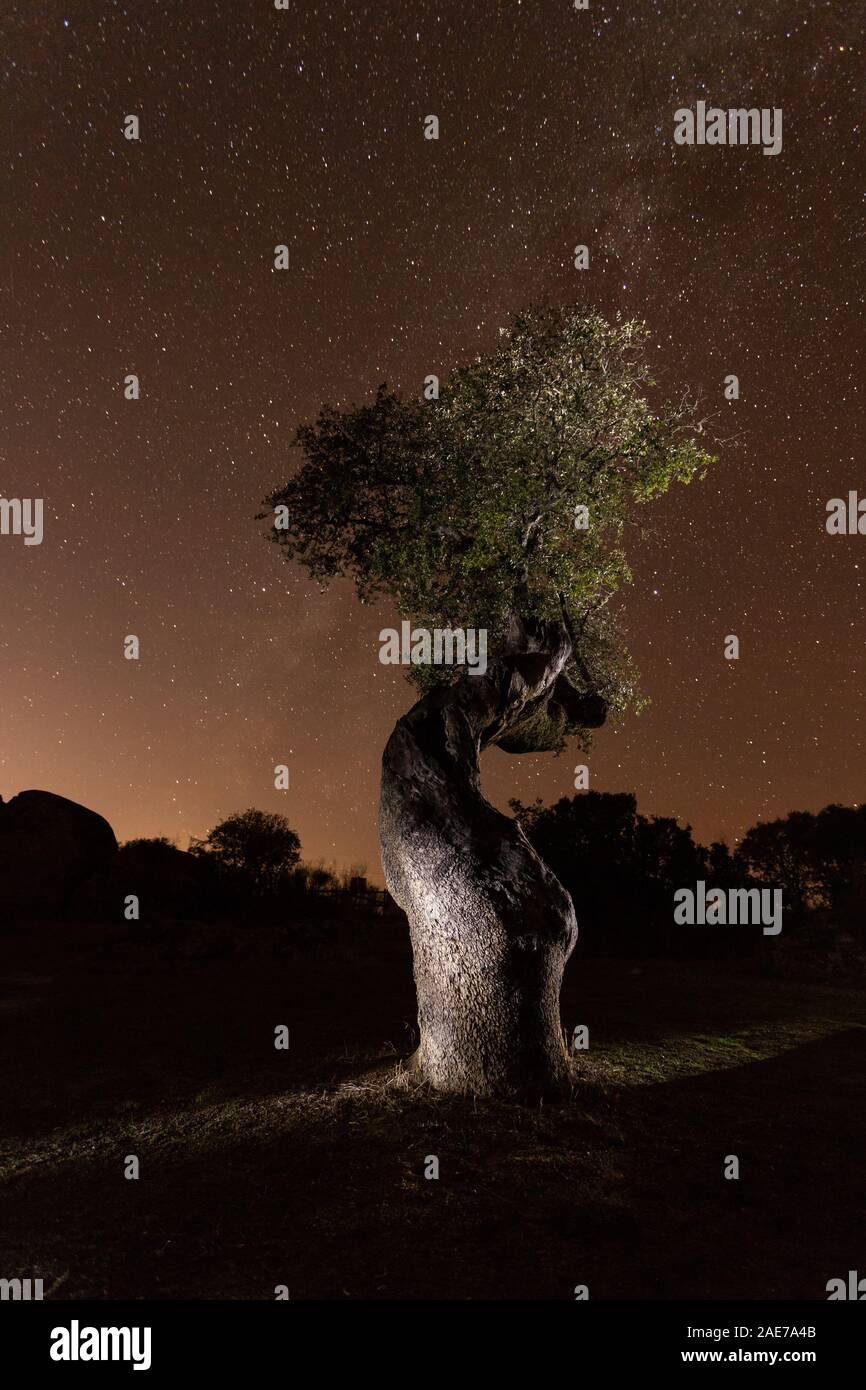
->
0 920 863 1299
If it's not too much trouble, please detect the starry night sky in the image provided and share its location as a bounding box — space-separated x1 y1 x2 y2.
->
1 0 861 881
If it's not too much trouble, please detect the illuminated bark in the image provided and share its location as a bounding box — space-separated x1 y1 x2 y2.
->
378 615 606 1099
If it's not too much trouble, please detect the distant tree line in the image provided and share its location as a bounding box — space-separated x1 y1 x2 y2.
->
109 809 378 925
187 808 373 902
510 794 866 960
119 798 866 962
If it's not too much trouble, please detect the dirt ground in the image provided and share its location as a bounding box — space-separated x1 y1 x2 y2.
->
1 917 864 1300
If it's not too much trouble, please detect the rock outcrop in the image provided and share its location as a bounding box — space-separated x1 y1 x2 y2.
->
0 790 118 920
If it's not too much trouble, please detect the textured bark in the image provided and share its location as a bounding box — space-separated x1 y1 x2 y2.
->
379 615 606 1100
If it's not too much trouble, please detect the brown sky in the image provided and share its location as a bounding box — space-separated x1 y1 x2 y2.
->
1 0 862 881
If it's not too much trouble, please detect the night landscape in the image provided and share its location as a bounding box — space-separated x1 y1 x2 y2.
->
0 0 863 1342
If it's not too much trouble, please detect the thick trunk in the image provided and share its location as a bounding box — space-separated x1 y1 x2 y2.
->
378 615 606 1100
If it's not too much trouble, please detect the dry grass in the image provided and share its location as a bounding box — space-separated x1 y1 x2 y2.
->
1 920 864 1299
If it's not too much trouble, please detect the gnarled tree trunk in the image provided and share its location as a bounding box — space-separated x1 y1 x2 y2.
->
378 615 607 1100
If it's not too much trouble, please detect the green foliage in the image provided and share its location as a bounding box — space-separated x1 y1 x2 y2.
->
264 303 715 714
191 809 301 893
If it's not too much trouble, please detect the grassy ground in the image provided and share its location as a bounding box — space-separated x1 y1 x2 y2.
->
1 918 864 1300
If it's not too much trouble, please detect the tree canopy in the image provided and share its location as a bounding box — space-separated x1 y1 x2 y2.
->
265 303 715 714
191 808 301 893
737 804 866 921
511 793 866 955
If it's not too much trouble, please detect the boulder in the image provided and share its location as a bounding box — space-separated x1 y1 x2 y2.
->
0 790 118 920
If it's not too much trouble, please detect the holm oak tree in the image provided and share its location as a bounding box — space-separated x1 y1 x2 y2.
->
264 304 715 1099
